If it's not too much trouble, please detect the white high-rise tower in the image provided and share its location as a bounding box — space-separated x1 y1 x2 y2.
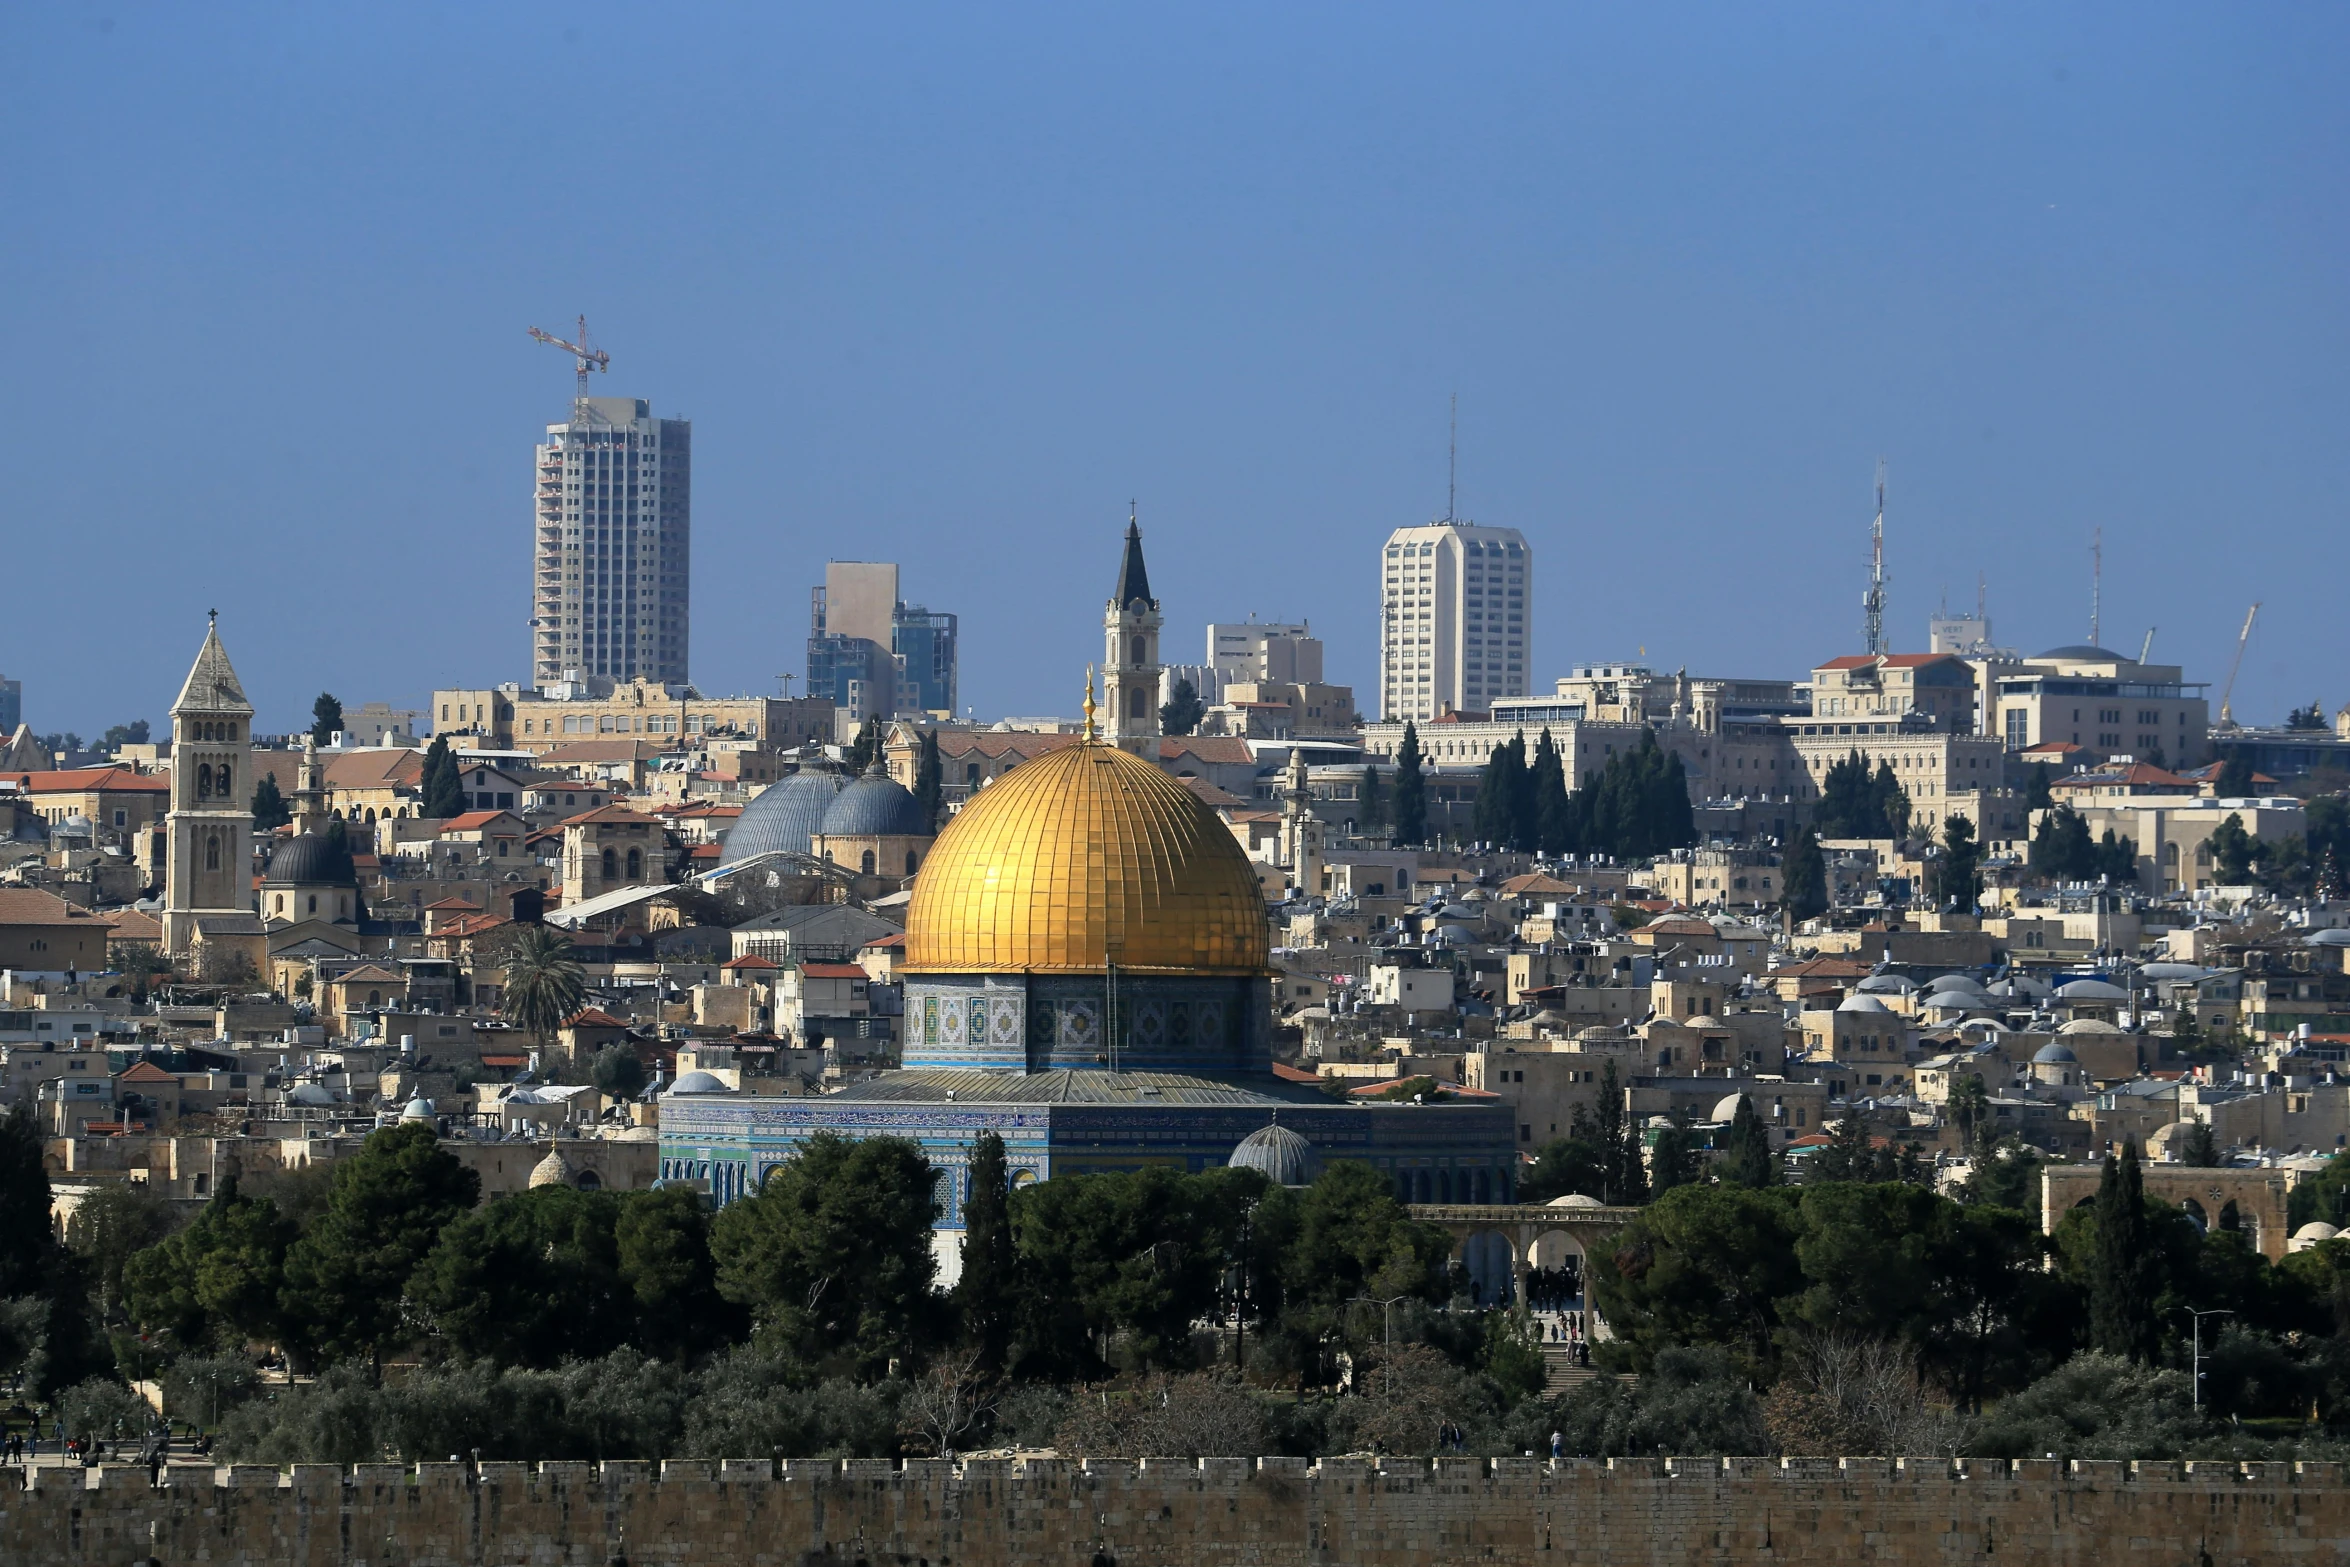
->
532 396 692 687
1377 521 1532 722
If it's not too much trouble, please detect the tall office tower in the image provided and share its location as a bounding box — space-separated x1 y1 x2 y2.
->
532 396 691 688
892 606 959 716
1378 522 1531 722
808 561 961 722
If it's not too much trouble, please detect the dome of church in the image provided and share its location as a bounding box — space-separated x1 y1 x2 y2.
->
2031 1042 2079 1065
528 1147 575 1188
399 1096 435 1122
904 741 1270 975
819 764 929 838
719 760 847 866
265 833 355 886
1227 1121 1316 1186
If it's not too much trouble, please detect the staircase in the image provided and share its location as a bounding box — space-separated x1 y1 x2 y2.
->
1542 1344 1605 1394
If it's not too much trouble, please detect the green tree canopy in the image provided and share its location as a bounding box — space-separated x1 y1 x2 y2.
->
1158 677 1204 737
500 925 585 1049
953 1132 1016 1375
1392 723 1428 846
589 1043 649 1101
310 692 345 747
250 771 291 831
420 735 466 818
1781 825 1828 922
123 1177 296 1352
709 1132 939 1379
279 1122 481 1366
911 728 944 831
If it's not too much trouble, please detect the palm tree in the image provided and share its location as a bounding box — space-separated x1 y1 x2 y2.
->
500 925 584 1059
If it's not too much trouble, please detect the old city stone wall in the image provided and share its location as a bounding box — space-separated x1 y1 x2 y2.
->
4 1454 2345 1567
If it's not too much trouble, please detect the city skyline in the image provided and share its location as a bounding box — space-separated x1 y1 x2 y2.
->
3 7 2343 734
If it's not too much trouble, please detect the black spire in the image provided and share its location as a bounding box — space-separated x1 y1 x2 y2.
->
1112 509 1154 610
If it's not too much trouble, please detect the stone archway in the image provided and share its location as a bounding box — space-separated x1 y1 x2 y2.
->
2041 1164 2291 1261
1409 1201 1640 1313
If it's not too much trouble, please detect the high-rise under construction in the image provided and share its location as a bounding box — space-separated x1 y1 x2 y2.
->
531 395 692 687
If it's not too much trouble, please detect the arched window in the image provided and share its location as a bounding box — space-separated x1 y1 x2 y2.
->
625 847 642 880
905 851 919 875
1130 635 1145 665
367 990 382 1006
601 847 618 880
1127 689 1145 719
204 833 220 870
307 895 318 914
196 764 213 800
860 850 876 875
965 764 980 785
216 759 230 797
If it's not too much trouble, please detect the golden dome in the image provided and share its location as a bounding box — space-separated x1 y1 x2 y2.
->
904 741 1270 976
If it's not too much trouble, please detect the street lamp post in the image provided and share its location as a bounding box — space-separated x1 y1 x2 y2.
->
2180 1307 2233 1410
1348 1294 1412 1396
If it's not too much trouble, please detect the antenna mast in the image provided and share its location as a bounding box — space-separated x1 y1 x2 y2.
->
1862 460 1888 656
2090 527 2103 648
1446 393 1458 523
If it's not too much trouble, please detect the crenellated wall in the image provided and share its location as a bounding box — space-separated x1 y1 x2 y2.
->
4 1453 2345 1566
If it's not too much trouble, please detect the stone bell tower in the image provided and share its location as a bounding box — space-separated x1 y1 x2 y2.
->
1103 509 1162 757
162 615 256 953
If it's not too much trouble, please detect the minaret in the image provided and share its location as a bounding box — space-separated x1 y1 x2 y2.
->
1103 509 1162 757
1280 748 1323 900
162 615 256 954
291 737 329 837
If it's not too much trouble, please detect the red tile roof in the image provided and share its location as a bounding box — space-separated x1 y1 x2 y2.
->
799 962 869 979
562 1008 629 1028
722 954 780 970
860 932 906 950
0 888 99 926
439 810 522 833
1814 653 1961 671
115 1061 180 1084
8 767 169 793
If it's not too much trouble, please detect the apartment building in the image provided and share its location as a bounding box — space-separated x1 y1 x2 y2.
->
1377 521 1532 721
531 396 691 688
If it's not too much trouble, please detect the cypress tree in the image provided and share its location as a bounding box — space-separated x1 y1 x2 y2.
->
1475 747 1513 850
420 735 466 819
912 729 944 832
1617 1114 1650 1206
1782 825 1828 921
250 772 291 831
1393 724 1427 846
954 1131 1016 1375
1532 728 1576 854
2090 1139 2161 1363
1723 1095 1777 1188
1504 730 1535 851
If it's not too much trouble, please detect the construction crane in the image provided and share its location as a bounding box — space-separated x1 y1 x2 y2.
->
527 315 610 403
2217 603 2261 727
2139 627 2157 664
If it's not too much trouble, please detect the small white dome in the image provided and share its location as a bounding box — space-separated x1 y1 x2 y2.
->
399 1096 434 1122
1856 974 1916 994
2057 979 2130 1002
1710 1094 1746 1124
666 1070 731 1095
2293 1221 2340 1242
2059 1017 2125 1035
287 1082 334 1106
1546 1193 1605 1208
1837 993 1894 1014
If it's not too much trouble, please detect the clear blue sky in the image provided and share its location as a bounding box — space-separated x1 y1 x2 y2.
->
4 4 2343 737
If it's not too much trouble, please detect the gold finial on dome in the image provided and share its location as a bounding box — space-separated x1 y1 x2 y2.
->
1082 666 1099 742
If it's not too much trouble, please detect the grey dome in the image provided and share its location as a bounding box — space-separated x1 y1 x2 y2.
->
1925 972 1987 994
265 833 355 886
2057 979 2130 1002
1229 1121 1317 1186
1856 974 1915 994
666 1070 731 1095
287 1082 335 1106
400 1096 434 1122
719 761 847 866
818 765 928 838
2036 644 2125 661
1838 993 1893 1014
2032 1043 2079 1065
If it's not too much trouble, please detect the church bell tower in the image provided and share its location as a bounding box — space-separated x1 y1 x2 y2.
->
1103 510 1162 757
162 616 256 954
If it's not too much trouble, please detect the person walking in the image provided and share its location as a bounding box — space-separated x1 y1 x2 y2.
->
1549 1430 1563 1460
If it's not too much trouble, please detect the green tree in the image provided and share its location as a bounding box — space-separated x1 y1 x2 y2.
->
2214 754 2255 798
1521 1131 1607 1204
1648 1115 1699 1197
1356 763 1386 837
1592 1182 1804 1374
613 1186 740 1361
1158 677 1204 737
280 1122 481 1367
2287 701 2327 731
101 719 150 750
2089 1141 2161 1364
420 735 466 818
249 771 291 831
2023 762 2056 811
1473 737 1525 848
911 729 944 832
122 1177 295 1351
2207 812 2255 883
1720 1095 1777 1188
1948 1072 1995 1154
1532 727 1580 854
500 925 585 1055
953 1132 1016 1375
1932 814 1981 911
310 692 344 748
1873 760 1911 839
408 1186 630 1367
2030 804 2097 880
1392 723 1427 846
1815 750 1890 838
590 1043 648 1101
1926 1201 2074 1411
843 718 882 773
1271 1163 1451 1366
2095 827 2140 885
66 1180 179 1325
1781 825 1828 922
0 1105 105 1395
710 1133 939 1379
2176 1120 2221 1167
